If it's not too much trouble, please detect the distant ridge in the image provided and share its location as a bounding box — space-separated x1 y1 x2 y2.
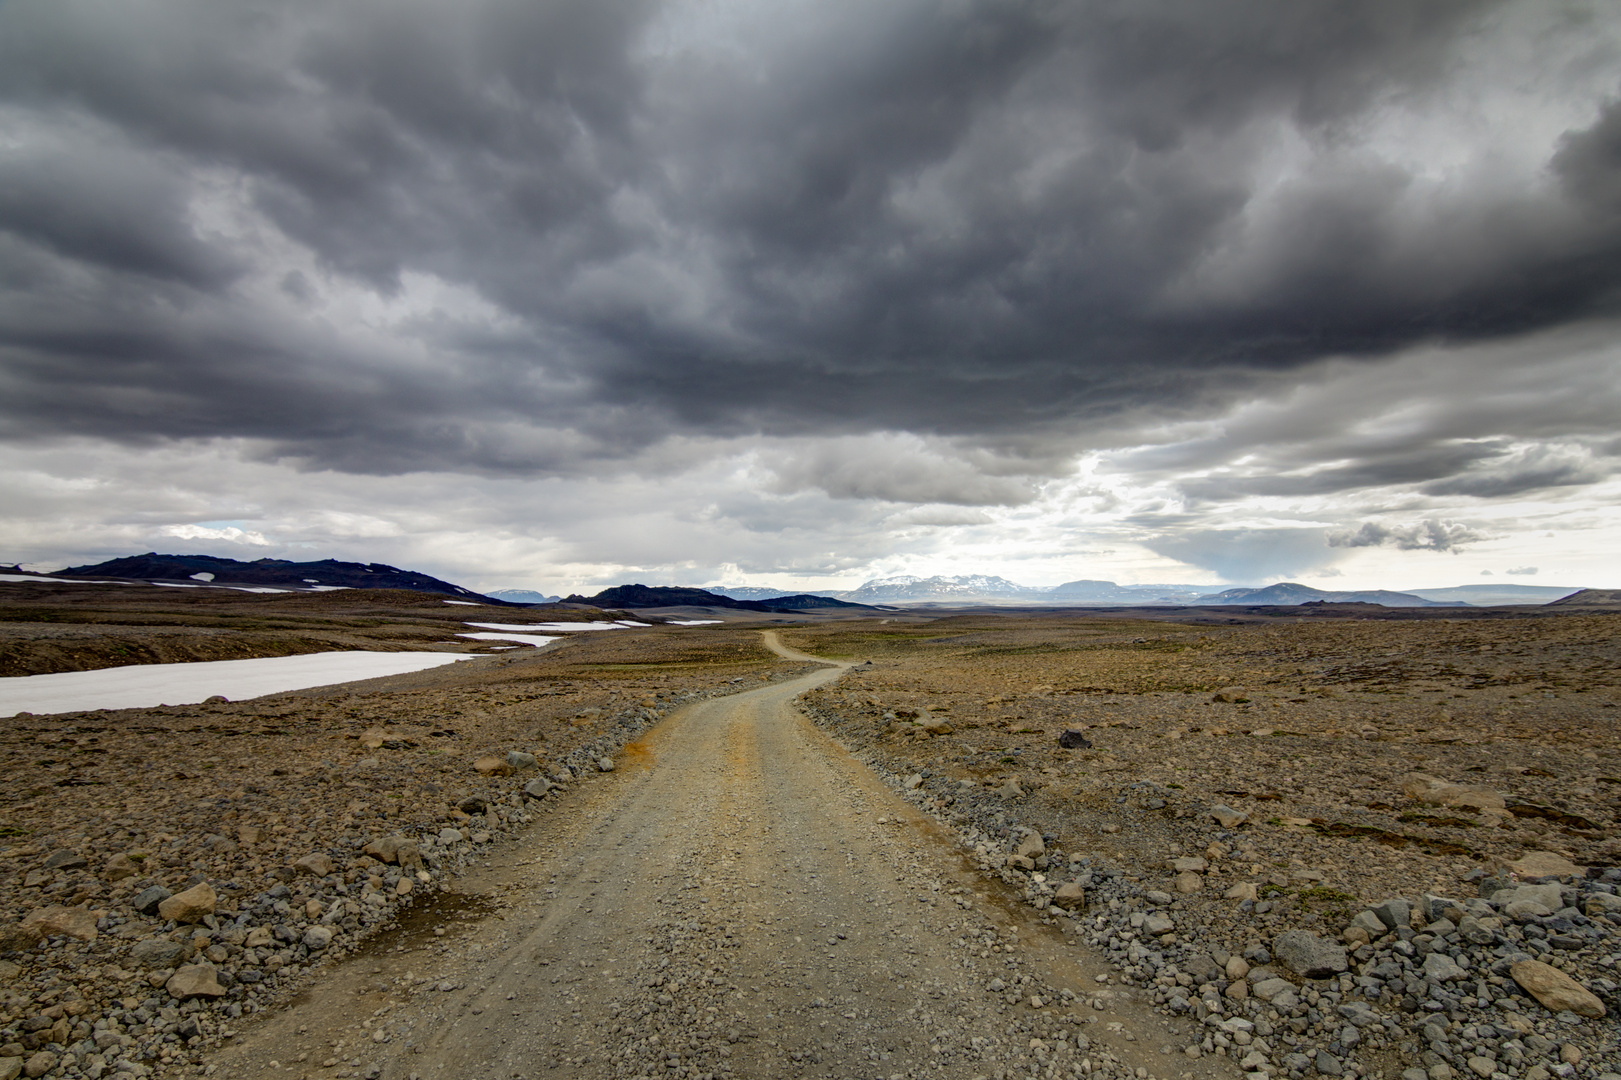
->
45 553 501 601
564 584 782 611
563 584 879 613
487 589 563 605
1192 582 1448 607
1546 588 1621 608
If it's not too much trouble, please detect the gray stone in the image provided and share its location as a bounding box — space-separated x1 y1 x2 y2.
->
1404 1069 1431 1080
1273 930 1349 979
41 849 87 871
903 773 924 790
128 937 191 969
1251 977 1294 1001
1209 804 1248 828
1373 897 1412 930
505 750 537 770
1349 910 1387 936
1491 884 1564 910
522 777 552 799
1315 1049 1343 1075
131 885 172 916
303 925 333 950
0 1058 19 1080
596 757 614 772
1422 952 1466 982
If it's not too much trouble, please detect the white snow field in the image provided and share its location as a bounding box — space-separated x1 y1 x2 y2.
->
0 651 473 718
464 621 632 632
455 631 560 648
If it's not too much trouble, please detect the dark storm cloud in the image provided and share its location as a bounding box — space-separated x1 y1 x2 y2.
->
1 0 1619 490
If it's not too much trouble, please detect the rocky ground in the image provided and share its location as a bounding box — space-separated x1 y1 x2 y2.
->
784 613 1621 1079
0 615 811 1080
0 605 1616 1080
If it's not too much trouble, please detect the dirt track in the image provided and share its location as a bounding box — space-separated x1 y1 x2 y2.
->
210 632 1206 1080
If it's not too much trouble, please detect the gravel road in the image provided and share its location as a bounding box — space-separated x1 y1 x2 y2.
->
209 633 1211 1080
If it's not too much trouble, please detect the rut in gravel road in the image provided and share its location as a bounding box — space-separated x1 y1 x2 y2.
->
214 632 1211 1080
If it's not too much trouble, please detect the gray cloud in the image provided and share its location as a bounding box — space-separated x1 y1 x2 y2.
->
1327 519 1486 552
1507 566 1538 575
1141 527 1337 581
0 0 1618 477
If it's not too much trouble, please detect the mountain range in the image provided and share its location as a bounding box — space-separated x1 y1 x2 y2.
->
32 553 504 601
711 575 1583 607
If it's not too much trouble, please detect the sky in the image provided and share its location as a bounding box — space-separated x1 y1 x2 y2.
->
2 0 1620 595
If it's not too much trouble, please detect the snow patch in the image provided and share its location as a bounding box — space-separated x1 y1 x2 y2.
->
442 600 482 606
464 621 629 632
456 632 559 648
189 572 215 582
668 619 723 626
0 652 472 718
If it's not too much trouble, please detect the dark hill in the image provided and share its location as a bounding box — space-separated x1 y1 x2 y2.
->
759 594 878 611
51 553 499 601
1195 582 1449 607
564 584 781 611
1546 589 1621 608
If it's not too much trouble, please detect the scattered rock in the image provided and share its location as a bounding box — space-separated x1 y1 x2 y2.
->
597 756 615 772
1058 729 1092 749
1509 851 1584 879
1173 871 1202 894
157 881 216 923
166 964 227 1001
473 755 513 776
19 904 98 942
362 835 418 865
41 848 87 871
131 885 172 915
303 925 334 950
103 852 139 881
506 750 537 770
129 937 192 969
1400 771 1505 811
1272 929 1348 978
1510 960 1608 1019
294 852 335 877
1209 804 1248 828
522 777 553 799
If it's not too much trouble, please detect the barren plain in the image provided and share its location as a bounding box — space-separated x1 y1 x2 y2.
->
0 586 1616 1080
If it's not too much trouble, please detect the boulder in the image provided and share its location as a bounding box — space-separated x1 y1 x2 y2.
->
303 925 334 950
473 755 513 777
19 905 98 942
1053 882 1085 909
1273 930 1348 978
131 885 172 916
1142 915 1174 936
22 1053 54 1080
1209 804 1248 828
1372 898 1411 930
41 849 87 871
157 882 216 924
0 1056 20 1080
1224 881 1259 901
1171 856 1208 873
1173 871 1202 894
1491 883 1564 910
293 852 334 877
1509 960 1607 1018
1508 851 1583 880
360 727 389 750
920 718 954 736
1348 910 1387 936
903 774 924 790
1422 951 1466 982
1058 729 1092 749
362 835 416 865
128 937 192 969
103 853 139 881
1015 834 1046 859
505 750 538 770
165 964 227 1001
522 777 552 800
1400 772 1505 811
